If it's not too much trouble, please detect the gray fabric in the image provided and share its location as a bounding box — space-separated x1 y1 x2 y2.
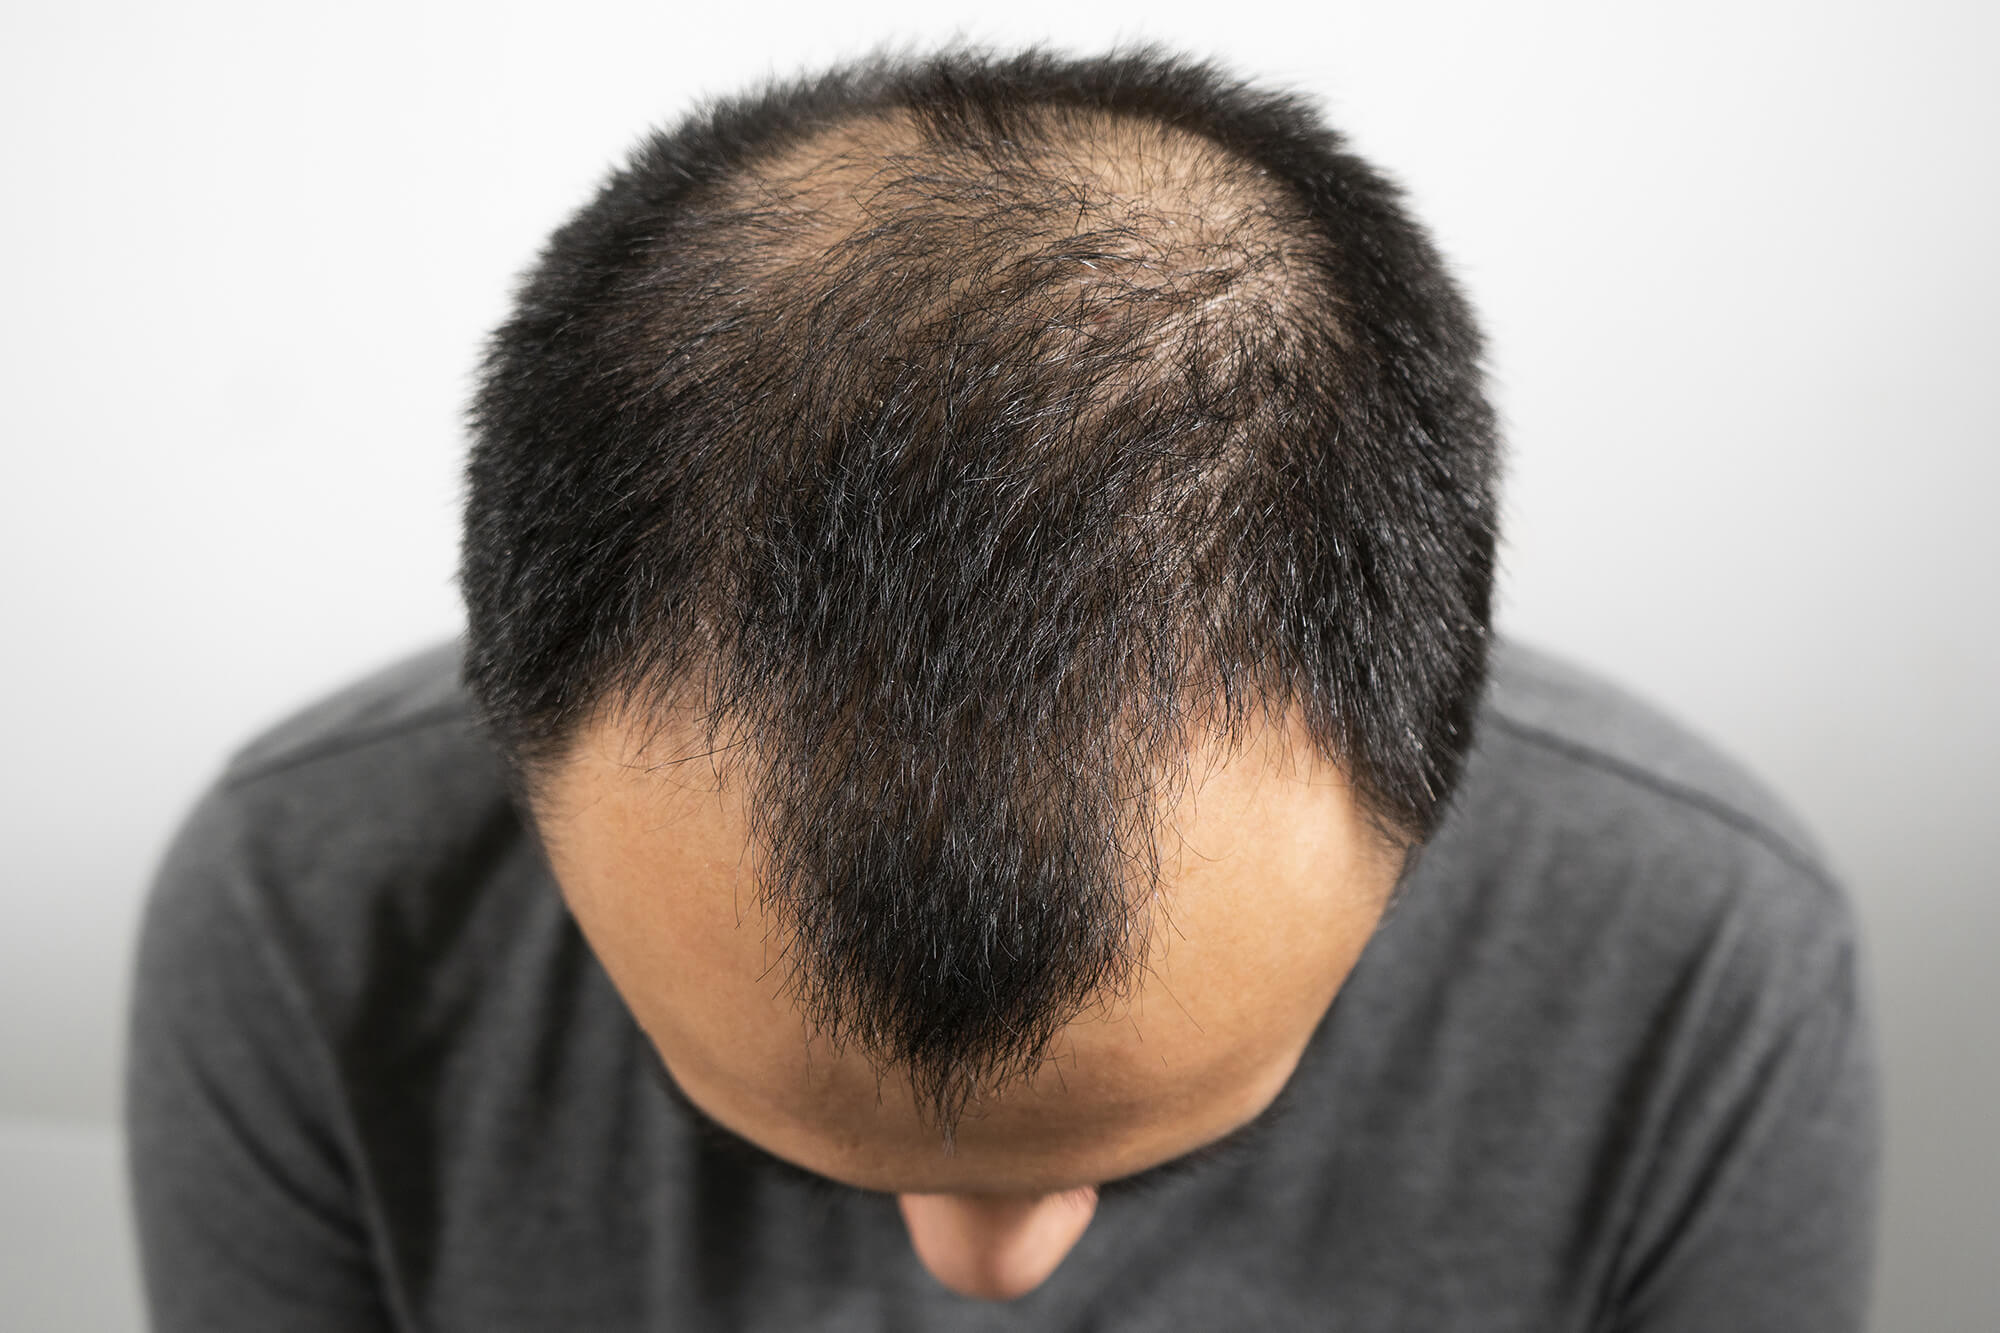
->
126 640 1880 1331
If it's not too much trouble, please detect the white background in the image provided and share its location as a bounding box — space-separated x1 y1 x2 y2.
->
4 1 1994 1328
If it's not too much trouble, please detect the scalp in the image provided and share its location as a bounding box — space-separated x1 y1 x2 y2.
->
464 49 1500 1130
596 105 1352 1126
692 104 1335 433
720 103 1321 329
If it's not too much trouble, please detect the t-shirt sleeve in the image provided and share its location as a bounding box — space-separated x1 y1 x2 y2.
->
125 779 399 1333
1604 863 1882 1332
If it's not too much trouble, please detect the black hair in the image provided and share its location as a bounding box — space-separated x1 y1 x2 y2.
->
461 44 1499 1129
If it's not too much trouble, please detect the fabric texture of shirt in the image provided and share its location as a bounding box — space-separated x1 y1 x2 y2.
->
125 639 1880 1331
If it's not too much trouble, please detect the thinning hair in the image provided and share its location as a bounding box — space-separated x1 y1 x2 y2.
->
462 45 1499 1127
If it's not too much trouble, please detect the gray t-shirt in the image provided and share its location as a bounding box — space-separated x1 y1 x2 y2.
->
126 641 1879 1331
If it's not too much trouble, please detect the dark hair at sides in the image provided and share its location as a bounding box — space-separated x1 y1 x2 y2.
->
461 44 1500 1127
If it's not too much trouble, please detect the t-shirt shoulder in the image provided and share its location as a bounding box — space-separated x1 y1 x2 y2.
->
149 639 542 1051
1479 639 1834 888
222 639 476 789
1397 645 1877 1332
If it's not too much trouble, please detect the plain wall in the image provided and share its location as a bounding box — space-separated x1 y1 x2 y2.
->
4 2 1994 1328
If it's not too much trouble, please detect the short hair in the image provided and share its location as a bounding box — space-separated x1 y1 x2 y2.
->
461 44 1499 1127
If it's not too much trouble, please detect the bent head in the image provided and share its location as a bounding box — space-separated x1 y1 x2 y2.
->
461 46 1499 1299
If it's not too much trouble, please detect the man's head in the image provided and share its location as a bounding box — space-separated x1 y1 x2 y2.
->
460 45 1497 1297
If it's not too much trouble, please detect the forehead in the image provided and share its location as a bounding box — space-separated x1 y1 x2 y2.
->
534 709 1397 1194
